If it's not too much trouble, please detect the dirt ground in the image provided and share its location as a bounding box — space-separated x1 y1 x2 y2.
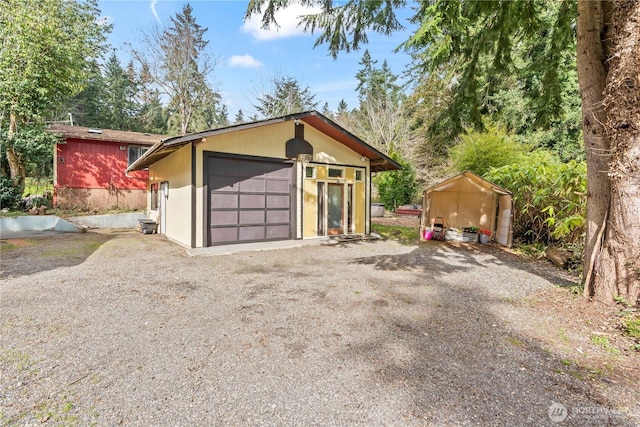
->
1 222 638 426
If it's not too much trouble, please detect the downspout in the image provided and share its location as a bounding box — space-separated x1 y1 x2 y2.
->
298 160 303 239
367 168 372 235
191 141 197 248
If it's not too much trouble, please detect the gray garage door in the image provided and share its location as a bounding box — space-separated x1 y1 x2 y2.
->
207 155 292 245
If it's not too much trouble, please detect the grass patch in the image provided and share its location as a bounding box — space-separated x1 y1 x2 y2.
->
616 310 640 351
39 242 103 258
35 397 78 425
0 242 20 251
514 243 545 258
22 177 53 196
371 224 419 245
558 331 571 344
1 348 38 373
505 336 526 347
621 317 640 339
590 334 620 355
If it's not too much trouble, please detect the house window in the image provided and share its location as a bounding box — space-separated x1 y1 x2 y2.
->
150 183 158 210
355 170 363 181
305 166 315 179
128 146 148 166
328 168 343 178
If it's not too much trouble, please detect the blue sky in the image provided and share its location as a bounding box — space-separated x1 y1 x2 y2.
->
98 0 416 118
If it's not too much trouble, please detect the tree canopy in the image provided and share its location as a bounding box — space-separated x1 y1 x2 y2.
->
0 0 110 185
132 4 220 135
253 75 319 118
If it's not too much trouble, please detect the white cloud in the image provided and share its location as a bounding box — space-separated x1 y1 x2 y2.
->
229 54 264 68
150 0 161 24
242 4 322 41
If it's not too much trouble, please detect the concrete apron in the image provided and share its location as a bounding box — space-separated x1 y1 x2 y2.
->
186 237 332 257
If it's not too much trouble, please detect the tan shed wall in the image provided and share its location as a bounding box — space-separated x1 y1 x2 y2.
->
420 173 512 246
426 191 496 230
148 144 193 247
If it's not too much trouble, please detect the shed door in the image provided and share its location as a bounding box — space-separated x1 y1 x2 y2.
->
495 194 513 247
207 156 292 246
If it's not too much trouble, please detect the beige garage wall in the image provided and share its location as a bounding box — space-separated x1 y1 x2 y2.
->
149 144 193 247
303 165 367 237
305 126 365 167
195 121 371 244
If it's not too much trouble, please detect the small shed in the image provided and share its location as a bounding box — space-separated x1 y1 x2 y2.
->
420 171 513 247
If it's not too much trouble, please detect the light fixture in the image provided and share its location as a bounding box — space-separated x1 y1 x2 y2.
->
161 181 169 199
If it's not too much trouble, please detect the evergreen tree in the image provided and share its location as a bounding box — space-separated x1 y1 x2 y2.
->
253 75 318 118
133 3 219 135
62 60 105 128
321 102 332 118
336 99 349 116
102 52 139 130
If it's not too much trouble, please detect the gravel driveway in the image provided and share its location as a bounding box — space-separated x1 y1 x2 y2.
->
0 231 636 426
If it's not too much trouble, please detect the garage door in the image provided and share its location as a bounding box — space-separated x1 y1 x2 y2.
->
207 155 293 245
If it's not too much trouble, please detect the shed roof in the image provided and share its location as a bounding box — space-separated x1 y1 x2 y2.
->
48 124 167 146
424 171 511 195
126 111 402 173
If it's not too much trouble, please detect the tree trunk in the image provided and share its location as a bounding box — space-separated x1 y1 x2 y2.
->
5 112 25 186
579 0 640 305
596 0 640 304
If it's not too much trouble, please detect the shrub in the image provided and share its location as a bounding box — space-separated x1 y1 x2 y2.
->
449 128 529 176
0 176 24 210
373 149 418 210
485 151 586 245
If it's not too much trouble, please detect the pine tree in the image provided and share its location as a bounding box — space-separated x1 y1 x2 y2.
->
253 75 318 118
133 3 219 135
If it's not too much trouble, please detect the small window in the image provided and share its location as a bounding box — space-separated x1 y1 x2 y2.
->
305 166 315 179
150 183 158 210
328 168 343 178
128 146 148 166
355 170 363 181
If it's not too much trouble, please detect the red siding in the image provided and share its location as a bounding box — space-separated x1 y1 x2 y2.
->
56 138 148 191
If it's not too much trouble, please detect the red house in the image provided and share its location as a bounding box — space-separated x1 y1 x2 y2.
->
49 125 166 210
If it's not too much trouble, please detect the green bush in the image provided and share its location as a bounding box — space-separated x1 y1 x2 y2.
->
449 128 529 176
373 149 418 210
485 151 586 245
0 176 24 210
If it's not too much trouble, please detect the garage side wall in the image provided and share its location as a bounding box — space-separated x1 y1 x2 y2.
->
148 144 193 247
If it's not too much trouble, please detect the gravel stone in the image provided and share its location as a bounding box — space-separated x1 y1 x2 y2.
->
0 230 637 426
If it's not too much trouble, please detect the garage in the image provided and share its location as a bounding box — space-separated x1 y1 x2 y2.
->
126 111 401 249
206 153 293 245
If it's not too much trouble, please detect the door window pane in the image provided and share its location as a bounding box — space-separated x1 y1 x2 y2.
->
328 184 343 231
